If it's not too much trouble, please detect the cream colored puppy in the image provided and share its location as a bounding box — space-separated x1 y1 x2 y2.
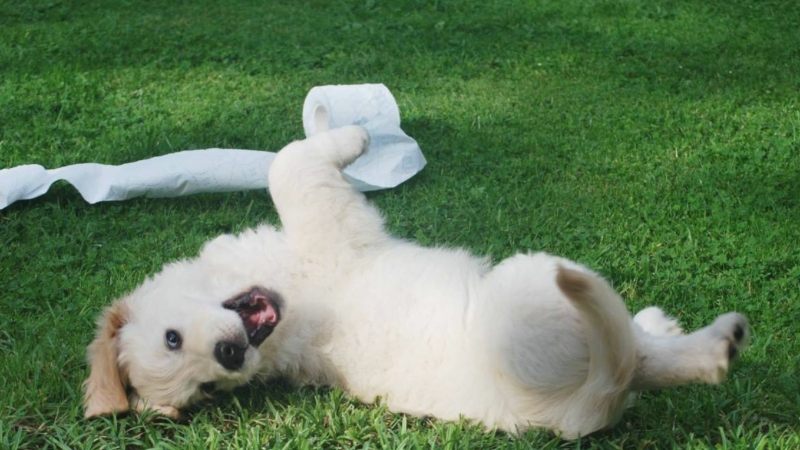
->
85 126 749 438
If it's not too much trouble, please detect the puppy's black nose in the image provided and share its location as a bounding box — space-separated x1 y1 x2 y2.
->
214 340 247 371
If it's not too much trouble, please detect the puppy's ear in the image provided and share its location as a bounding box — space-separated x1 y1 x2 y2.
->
84 299 131 418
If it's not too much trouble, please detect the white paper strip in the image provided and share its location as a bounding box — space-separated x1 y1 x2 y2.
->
0 84 426 210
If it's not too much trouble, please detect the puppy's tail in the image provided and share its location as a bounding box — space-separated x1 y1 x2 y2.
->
555 265 636 432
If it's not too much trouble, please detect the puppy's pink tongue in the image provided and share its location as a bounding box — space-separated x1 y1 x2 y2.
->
247 302 278 328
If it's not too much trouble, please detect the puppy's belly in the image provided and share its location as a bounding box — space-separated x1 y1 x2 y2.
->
322 244 510 421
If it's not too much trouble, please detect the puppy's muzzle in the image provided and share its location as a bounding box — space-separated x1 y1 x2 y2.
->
214 340 247 371
222 287 282 349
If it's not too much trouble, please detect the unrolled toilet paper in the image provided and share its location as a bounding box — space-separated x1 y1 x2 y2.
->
0 84 426 210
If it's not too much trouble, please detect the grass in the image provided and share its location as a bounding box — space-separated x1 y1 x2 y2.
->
1 0 799 448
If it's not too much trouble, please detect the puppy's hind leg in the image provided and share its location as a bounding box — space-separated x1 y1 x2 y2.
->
269 126 388 255
632 312 749 390
633 307 684 337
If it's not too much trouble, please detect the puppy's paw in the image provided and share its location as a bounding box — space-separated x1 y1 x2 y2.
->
130 393 184 420
327 125 370 166
633 306 684 337
700 312 749 384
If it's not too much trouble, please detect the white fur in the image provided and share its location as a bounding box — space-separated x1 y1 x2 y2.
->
84 126 750 439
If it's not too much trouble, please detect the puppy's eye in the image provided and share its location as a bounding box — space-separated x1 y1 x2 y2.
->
165 330 182 350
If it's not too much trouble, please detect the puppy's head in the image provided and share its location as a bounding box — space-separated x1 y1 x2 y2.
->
84 228 287 419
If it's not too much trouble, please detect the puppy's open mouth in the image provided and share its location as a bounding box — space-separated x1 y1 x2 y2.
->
222 287 282 348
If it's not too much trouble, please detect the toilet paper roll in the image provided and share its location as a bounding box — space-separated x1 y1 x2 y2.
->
302 84 426 192
0 84 426 210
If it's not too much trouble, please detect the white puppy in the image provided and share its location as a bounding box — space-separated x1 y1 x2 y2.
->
84 126 749 438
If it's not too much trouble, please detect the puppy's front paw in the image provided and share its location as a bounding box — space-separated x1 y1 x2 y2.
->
328 125 370 166
130 393 184 420
702 312 749 384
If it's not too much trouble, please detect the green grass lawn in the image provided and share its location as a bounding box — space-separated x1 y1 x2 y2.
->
2 0 799 448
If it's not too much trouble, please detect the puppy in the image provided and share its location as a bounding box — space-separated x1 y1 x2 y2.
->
84 126 749 438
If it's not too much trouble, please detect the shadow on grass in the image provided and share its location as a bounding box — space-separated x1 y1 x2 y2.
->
2 0 798 96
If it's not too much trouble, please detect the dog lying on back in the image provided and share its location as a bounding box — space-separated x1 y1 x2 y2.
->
84 126 749 438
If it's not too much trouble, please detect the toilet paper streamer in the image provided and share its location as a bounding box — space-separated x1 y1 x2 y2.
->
0 84 426 210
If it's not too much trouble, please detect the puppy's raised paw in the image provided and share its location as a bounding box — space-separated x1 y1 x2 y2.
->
330 125 370 165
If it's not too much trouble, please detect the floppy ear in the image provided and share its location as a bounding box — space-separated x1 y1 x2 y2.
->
84 299 131 418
